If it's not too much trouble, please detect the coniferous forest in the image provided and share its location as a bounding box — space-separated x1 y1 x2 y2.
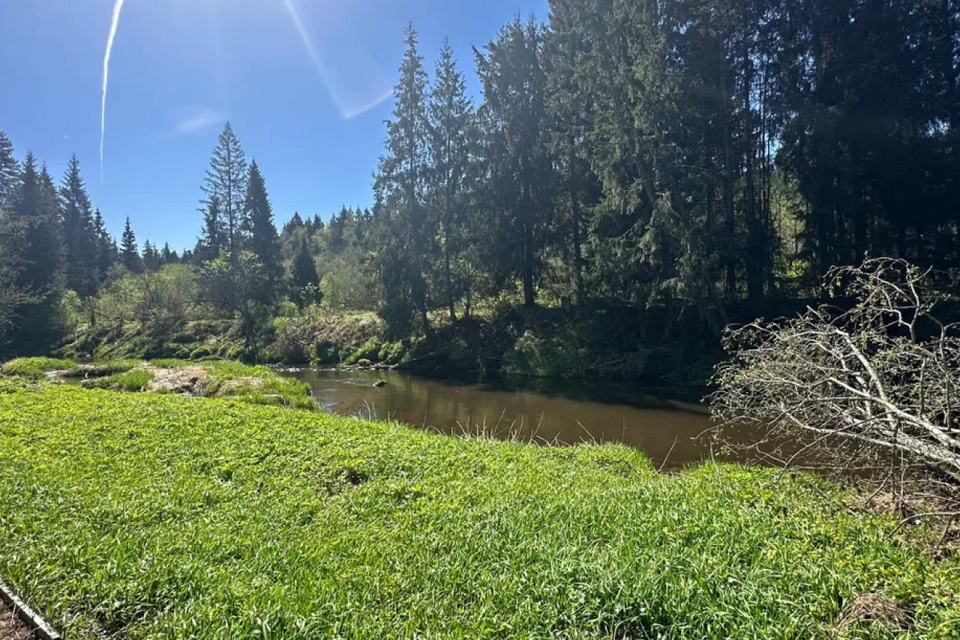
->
2 0 960 372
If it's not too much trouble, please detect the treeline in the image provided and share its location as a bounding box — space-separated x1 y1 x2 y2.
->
2 0 960 354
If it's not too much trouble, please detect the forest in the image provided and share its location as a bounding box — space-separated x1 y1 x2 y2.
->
2 0 959 367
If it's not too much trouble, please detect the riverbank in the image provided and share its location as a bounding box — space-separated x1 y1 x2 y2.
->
0 384 957 638
1 357 314 410
56 303 725 387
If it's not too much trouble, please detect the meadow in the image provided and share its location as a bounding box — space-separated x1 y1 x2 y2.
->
0 384 957 638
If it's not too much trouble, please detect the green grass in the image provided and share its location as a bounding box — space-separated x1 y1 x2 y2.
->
0 357 77 379
87 368 154 392
2 357 315 410
0 386 957 638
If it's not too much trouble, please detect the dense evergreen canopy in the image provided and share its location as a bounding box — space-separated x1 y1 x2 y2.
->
2 0 959 351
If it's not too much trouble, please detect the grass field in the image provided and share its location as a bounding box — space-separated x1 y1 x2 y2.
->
0 385 958 638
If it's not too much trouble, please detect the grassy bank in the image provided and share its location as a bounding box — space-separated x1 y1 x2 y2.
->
0 357 315 410
57 303 725 385
0 386 957 638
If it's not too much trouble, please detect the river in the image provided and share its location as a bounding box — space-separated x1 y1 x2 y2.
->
279 368 719 468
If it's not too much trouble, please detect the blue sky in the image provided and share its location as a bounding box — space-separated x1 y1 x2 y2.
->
1 0 548 251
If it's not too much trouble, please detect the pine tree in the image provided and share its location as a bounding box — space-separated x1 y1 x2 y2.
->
92 209 117 280
374 23 432 334
242 159 282 291
59 155 99 296
120 216 142 273
0 126 19 211
428 40 476 321
201 122 247 258
290 234 320 308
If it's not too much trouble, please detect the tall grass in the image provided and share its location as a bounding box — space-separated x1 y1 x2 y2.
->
0 386 956 638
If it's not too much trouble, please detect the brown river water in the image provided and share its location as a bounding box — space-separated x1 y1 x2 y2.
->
278 369 721 469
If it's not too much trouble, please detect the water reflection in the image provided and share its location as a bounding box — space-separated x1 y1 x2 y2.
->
280 369 720 468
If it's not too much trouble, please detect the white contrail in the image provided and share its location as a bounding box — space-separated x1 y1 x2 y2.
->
101 0 127 182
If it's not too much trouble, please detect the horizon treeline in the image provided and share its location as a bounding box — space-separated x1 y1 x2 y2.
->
2 0 960 351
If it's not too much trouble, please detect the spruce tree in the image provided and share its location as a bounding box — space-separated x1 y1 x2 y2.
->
242 159 282 290
13 157 64 295
160 243 179 265
201 122 247 258
142 240 160 271
283 211 304 234
92 209 117 280
120 216 142 273
198 195 224 263
0 126 19 211
476 17 553 307
428 40 475 321
59 155 99 296
8 157 64 350
290 234 320 308
374 23 432 334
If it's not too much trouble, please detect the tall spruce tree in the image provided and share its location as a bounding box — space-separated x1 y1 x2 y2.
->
242 159 282 291
91 209 117 280
201 122 247 258
59 155 99 296
428 40 476 321
8 157 64 350
13 157 63 295
120 216 142 273
374 24 432 334
476 17 554 307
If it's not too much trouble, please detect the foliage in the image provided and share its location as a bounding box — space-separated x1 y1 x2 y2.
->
201 249 273 339
0 386 958 638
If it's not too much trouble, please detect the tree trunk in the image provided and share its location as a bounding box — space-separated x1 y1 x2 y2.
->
444 217 456 323
720 52 737 299
572 178 583 303
522 180 536 308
